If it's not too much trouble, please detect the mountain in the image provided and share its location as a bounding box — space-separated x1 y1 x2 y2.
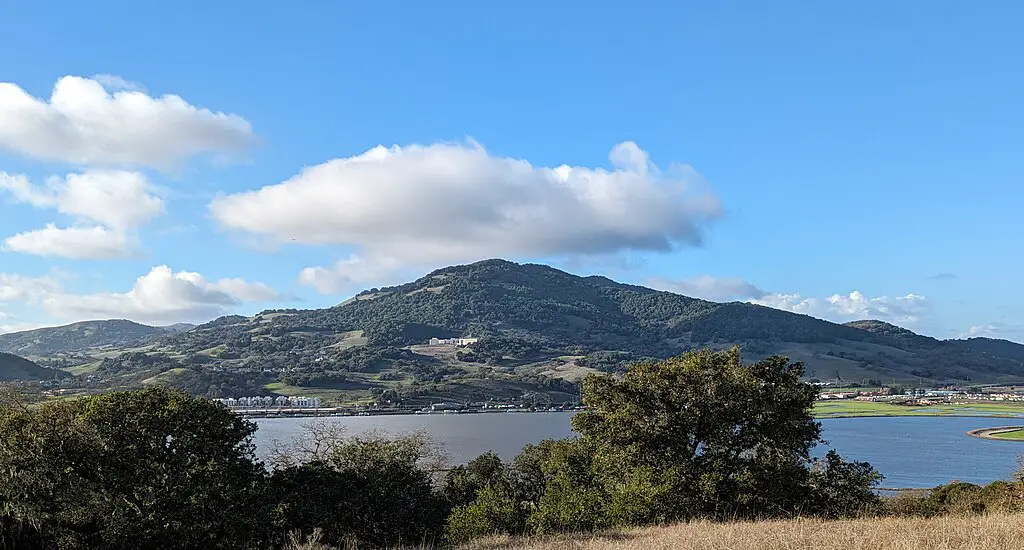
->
0 352 69 381
0 320 172 356
159 259 1024 386
13 260 1024 402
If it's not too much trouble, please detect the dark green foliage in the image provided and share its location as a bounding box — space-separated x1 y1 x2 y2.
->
163 366 270 397
807 450 883 518
509 439 563 506
571 349 827 522
279 371 353 388
525 438 608 534
450 349 884 542
469 337 544 363
880 480 1024 517
442 453 530 544
0 388 267 549
442 452 509 509
331 345 434 373
268 433 448 548
0 353 68 381
445 485 524 544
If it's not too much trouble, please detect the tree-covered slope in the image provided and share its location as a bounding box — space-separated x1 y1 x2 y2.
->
162 259 1024 384
0 352 69 381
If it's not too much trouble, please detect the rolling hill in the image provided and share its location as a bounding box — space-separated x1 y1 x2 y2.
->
0 352 69 382
161 259 1024 386
9 259 1024 401
0 320 176 356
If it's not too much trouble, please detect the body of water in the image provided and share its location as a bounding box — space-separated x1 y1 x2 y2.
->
253 413 1024 488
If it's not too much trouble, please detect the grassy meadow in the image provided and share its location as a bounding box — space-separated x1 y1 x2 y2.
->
813 400 1024 419
458 513 1024 550
991 428 1024 440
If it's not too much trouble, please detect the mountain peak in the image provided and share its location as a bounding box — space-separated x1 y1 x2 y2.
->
843 319 918 336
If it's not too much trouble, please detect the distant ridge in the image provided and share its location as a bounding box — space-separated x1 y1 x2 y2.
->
0 320 173 356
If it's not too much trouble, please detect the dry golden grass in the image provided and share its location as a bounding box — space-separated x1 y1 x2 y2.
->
462 513 1024 550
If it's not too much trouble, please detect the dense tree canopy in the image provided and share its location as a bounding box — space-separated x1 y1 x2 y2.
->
2 347 1017 548
572 348 825 520
446 349 883 540
0 388 266 549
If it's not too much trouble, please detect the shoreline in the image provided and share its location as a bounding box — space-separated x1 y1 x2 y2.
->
817 413 1024 420
966 426 1024 441
235 408 1024 421
237 407 582 419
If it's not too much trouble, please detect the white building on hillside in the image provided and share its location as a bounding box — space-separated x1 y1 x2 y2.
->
428 337 479 346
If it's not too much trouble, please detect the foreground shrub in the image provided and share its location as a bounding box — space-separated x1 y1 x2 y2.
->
807 450 883 517
924 480 1024 515
0 388 267 550
445 485 525 544
878 479 1024 519
442 452 510 510
268 430 448 548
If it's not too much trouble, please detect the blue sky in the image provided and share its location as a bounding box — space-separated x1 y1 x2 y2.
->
0 1 1021 342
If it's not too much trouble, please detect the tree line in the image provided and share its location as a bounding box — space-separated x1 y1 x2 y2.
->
1 348 1020 549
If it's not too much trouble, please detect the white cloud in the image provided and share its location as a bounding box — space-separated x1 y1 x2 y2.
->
207 278 285 302
3 225 135 259
297 255 402 294
0 170 162 259
0 322 48 335
959 322 1024 343
0 170 163 230
91 74 143 92
0 272 62 302
211 140 721 293
0 75 253 169
751 291 929 325
42 266 285 325
648 275 765 301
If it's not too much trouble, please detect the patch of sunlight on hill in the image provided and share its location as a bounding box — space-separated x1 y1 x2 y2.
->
142 367 190 385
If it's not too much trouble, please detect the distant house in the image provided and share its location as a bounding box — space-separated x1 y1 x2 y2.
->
428 337 479 346
430 402 464 411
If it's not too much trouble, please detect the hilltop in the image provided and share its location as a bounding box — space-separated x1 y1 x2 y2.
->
8 259 1024 401
0 320 177 356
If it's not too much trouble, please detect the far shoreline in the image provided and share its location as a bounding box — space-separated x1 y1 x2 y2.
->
966 426 1024 441
237 409 1024 421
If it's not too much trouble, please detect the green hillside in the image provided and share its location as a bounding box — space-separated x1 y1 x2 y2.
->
0 320 172 356
162 259 1024 387
10 259 1024 402
0 352 69 382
